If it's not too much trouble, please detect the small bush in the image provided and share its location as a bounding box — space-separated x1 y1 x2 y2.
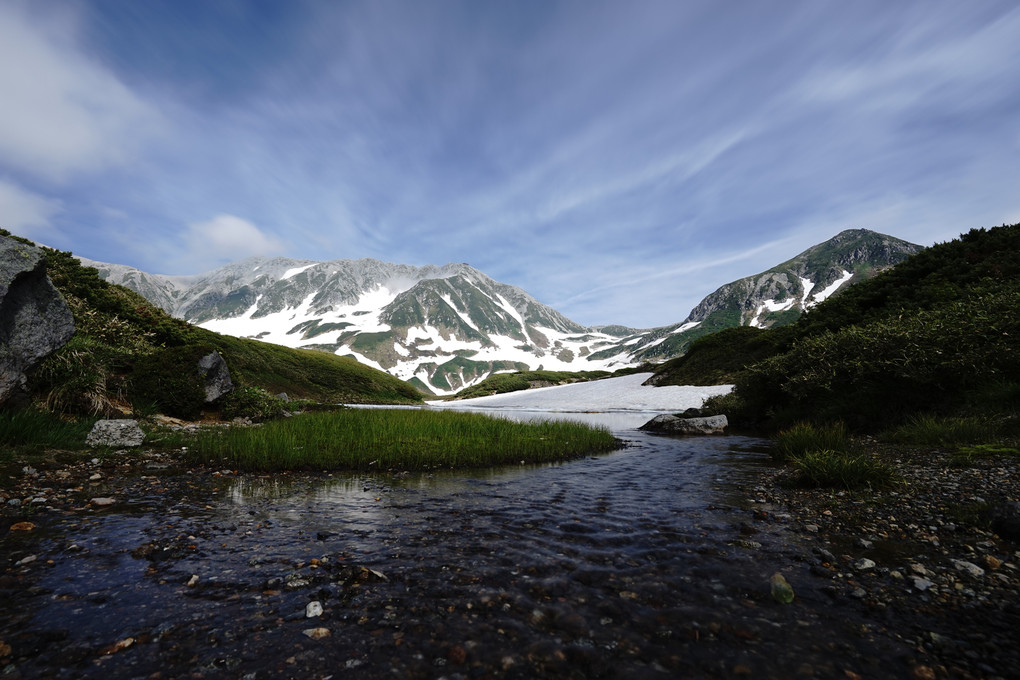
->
886 414 994 447
220 386 287 422
792 449 893 489
129 344 214 420
772 421 851 462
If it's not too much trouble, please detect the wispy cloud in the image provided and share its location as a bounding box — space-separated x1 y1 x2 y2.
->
0 179 62 239
0 2 160 182
2 1 1018 327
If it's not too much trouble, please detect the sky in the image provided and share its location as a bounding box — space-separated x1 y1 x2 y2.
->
2 1 1019 329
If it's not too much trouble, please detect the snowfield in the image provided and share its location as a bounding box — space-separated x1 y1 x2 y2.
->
427 373 732 413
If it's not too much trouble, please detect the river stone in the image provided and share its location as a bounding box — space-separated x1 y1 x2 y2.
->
0 235 75 404
639 414 728 435
197 351 234 402
87 419 146 447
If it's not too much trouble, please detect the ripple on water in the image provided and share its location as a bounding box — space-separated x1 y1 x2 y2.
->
2 433 912 679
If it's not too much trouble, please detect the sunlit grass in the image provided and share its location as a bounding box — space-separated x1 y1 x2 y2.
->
181 409 619 472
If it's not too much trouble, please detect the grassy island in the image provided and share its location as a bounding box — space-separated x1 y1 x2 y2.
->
171 409 619 472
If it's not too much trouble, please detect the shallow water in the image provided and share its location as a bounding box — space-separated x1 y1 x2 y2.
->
1 418 914 679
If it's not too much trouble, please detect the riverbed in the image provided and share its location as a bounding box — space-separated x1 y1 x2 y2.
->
2 415 931 679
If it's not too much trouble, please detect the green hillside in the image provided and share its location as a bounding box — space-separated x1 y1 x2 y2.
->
5 232 422 419
672 223 1020 432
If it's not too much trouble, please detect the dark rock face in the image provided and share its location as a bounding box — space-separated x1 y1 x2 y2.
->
0 236 75 404
639 414 728 435
991 502 1020 542
198 351 234 402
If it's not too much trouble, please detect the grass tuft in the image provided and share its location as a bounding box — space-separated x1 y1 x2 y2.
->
0 408 95 457
886 414 994 447
792 449 894 490
772 421 851 462
180 409 619 472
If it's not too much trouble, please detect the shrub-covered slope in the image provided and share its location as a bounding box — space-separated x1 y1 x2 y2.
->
14 236 422 417
669 223 1020 431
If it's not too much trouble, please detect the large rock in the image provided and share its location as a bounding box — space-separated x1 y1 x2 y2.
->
197 351 233 402
639 414 728 435
0 236 75 404
86 419 146 447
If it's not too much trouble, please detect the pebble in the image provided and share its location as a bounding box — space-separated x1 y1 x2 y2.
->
951 560 985 578
854 558 876 571
306 601 323 618
91 497 116 507
302 627 330 640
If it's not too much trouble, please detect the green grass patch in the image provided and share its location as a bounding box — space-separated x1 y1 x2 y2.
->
772 421 851 462
791 449 894 490
181 409 620 472
886 414 995 447
0 408 96 457
948 443 1020 468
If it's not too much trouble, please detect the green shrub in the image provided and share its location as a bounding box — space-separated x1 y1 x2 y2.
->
738 283 1020 430
792 449 894 489
220 386 287 422
129 344 214 420
772 421 851 462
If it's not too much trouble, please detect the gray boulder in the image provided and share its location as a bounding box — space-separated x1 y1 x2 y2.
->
86 419 146 447
197 351 233 402
639 414 728 435
0 236 75 404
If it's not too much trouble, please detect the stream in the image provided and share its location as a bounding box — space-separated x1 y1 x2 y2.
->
1 411 916 679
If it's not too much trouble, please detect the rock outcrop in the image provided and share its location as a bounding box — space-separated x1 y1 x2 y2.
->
639 414 728 435
198 351 234 402
0 236 75 404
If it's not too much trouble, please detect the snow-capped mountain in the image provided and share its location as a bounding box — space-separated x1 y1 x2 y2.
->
82 228 921 394
81 256 642 395
613 229 923 363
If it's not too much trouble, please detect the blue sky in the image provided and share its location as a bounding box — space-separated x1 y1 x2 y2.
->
2 1 1018 328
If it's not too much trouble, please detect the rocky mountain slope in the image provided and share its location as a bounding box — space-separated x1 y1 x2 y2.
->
613 229 923 363
84 229 921 394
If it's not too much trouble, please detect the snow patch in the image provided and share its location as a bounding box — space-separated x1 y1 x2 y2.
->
671 321 701 334
808 269 853 305
282 264 316 280
429 373 732 413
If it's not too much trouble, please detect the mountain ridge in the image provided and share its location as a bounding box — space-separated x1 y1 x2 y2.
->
82 229 922 394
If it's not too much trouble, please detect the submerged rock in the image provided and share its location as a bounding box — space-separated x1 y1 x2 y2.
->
639 414 728 435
